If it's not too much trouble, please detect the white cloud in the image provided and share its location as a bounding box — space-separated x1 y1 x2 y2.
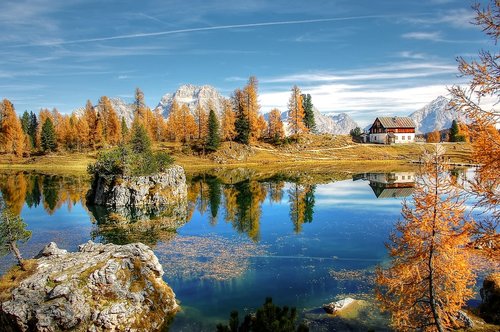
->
402 31 442 41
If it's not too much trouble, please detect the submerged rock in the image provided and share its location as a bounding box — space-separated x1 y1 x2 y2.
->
0 241 178 332
322 297 356 314
87 165 188 208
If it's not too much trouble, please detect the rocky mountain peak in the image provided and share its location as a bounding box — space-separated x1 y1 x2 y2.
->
155 84 226 118
409 96 466 133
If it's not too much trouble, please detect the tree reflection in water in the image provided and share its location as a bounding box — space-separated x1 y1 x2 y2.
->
0 171 319 244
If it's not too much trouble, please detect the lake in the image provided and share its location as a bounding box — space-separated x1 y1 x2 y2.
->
0 169 442 331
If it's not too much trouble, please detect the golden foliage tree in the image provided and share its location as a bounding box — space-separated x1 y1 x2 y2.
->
449 0 499 253
426 130 441 143
82 100 98 149
194 104 208 140
98 96 120 145
0 99 25 157
76 116 90 151
376 147 475 331
243 76 261 142
166 100 181 141
267 108 285 141
221 99 236 142
287 85 307 135
167 102 196 143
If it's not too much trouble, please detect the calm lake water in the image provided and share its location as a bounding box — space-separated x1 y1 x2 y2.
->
0 169 458 331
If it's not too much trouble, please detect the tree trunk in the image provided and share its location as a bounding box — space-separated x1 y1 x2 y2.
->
428 163 444 332
9 241 26 270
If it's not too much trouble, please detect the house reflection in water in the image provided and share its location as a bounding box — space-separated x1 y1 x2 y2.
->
354 172 416 198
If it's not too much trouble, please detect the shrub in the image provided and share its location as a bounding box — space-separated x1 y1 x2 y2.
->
89 144 174 178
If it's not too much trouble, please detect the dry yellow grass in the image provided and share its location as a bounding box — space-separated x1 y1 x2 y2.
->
0 259 37 302
0 135 473 176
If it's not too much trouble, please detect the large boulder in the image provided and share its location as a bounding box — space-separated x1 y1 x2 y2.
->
0 241 178 332
87 165 188 208
480 273 500 324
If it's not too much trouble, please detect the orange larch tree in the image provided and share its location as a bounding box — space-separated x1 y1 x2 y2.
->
267 108 285 141
448 0 499 254
243 76 261 142
194 103 208 140
82 100 98 149
221 99 236 142
0 99 25 157
175 104 196 143
287 85 307 135
376 146 475 332
76 116 90 151
426 130 441 143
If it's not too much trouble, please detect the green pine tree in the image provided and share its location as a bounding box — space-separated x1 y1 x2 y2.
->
20 111 30 134
235 114 250 145
0 201 32 270
350 127 362 138
449 120 459 142
206 109 220 151
121 117 129 141
130 122 151 154
28 111 38 148
41 118 57 152
301 94 316 133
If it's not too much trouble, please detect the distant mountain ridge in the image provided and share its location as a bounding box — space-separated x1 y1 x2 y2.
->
312 107 358 135
74 97 135 127
409 96 466 134
155 84 225 118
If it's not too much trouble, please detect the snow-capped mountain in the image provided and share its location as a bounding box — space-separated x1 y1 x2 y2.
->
155 84 226 118
104 98 135 127
314 107 358 134
273 106 358 135
409 96 466 134
74 98 135 127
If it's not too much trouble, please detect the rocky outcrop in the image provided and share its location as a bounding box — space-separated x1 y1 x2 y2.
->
480 273 500 324
323 297 356 314
0 241 178 332
87 165 188 208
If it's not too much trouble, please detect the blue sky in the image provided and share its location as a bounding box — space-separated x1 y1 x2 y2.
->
0 0 491 126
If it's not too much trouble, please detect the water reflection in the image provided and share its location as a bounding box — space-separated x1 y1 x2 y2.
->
0 171 394 244
0 172 89 216
354 172 415 199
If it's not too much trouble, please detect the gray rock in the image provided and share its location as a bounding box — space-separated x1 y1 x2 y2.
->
323 297 356 314
0 241 178 332
455 310 474 329
88 165 188 208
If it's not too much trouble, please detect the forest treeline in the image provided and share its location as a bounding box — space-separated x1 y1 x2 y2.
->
0 79 317 157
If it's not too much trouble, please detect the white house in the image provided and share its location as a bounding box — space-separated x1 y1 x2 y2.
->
369 117 416 144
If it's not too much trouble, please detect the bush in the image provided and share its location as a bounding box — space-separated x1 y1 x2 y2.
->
89 144 174 178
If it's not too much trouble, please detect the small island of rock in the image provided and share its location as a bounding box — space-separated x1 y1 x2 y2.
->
87 164 188 208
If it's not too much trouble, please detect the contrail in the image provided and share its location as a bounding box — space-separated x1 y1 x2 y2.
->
22 15 396 47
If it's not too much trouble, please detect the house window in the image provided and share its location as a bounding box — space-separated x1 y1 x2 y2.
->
408 135 411 140
402 136 405 140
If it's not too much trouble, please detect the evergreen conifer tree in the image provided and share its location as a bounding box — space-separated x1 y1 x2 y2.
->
41 118 57 152
130 121 151 154
301 94 316 133
449 120 459 142
206 109 220 151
